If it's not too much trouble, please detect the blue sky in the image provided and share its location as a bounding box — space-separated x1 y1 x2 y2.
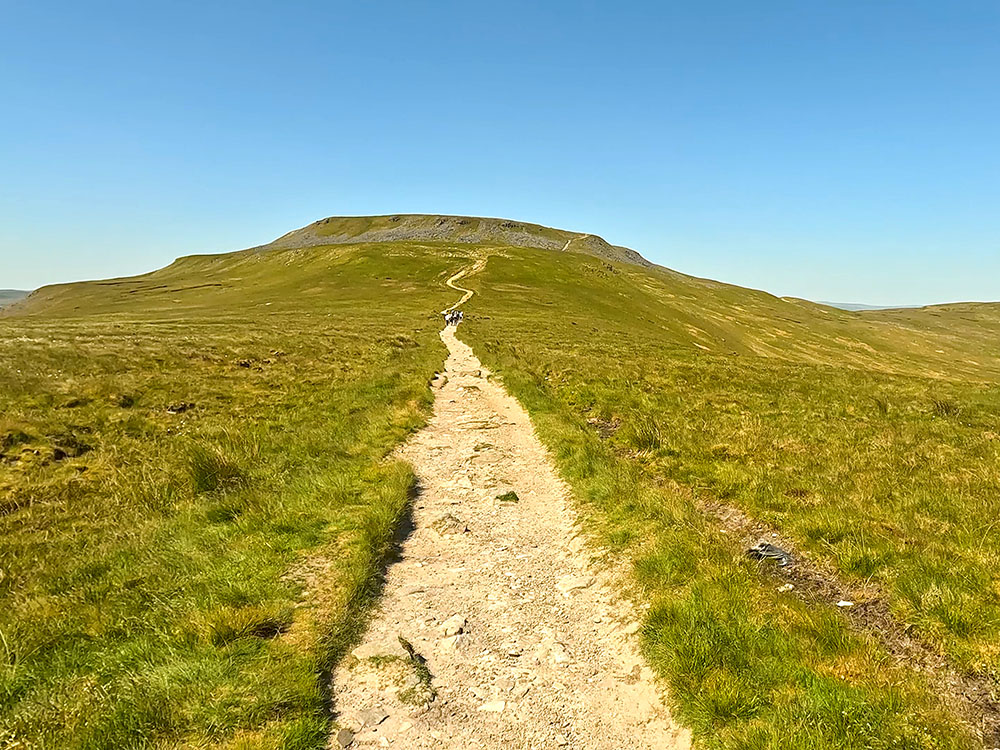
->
2 1 998 305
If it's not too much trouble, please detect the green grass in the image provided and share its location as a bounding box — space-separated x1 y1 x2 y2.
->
461 246 1000 748
0 244 457 748
5 221 1000 749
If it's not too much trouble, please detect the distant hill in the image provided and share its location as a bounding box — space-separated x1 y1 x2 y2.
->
0 290 27 307
252 213 654 268
819 301 921 311
7 213 1000 383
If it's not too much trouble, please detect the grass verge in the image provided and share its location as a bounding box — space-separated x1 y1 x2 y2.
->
461 247 999 747
0 244 459 748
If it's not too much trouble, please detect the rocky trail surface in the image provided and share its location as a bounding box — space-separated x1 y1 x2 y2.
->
330 307 689 748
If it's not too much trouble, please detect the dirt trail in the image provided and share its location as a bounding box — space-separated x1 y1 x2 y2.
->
440 259 486 313
331 296 689 748
558 233 590 253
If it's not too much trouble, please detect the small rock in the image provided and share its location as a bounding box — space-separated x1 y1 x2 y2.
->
440 615 466 637
837 600 855 607
550 644 570 664
746 542 792 567
336 728 355 748
555 734 568 746
431 514 469 535
555 575 593 596
477 700 506 713
778 583 795 593
360 707 388 726
512 683 530 699
440 634 463 650
623 622 641 636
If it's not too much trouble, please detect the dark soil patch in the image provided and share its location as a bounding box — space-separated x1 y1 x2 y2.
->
586 416 621 439
702 498 1000 746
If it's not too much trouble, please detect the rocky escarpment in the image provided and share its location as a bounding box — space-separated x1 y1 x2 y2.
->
252 214 654 268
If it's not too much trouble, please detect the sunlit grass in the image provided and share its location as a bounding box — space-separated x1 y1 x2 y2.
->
0 246 458 748
463 246 998 748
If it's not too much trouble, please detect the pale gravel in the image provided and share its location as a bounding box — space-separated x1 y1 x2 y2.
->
330 321 690 749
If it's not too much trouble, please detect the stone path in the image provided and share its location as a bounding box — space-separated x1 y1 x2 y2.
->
330 322 689 749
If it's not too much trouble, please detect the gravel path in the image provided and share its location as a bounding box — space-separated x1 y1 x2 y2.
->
440 260 485 313
330 323 689 749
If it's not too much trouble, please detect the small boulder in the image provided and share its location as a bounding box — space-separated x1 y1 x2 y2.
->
359 707 388 726
555 575 593 596
746 541 792 567
440 615 466 637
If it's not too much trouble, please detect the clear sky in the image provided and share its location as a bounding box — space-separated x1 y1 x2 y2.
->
2 1 998 305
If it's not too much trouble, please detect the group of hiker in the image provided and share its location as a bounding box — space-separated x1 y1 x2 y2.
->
444 309 464 326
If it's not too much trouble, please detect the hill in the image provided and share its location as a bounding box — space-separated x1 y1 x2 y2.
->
817 301 921 311
11 215 1000 382
252 213 653 268
0 289 27 307
3 216 1000 749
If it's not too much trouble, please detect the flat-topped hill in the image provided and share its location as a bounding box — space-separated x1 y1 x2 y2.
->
255 213 653 268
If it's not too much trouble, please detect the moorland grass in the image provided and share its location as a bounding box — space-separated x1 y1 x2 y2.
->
6 231 1000 749
462 246 1000 748
0 245 456 748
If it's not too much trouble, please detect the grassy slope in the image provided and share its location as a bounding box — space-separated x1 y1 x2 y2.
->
6 230 1000 749
0 243 461 749
461 247 1000 748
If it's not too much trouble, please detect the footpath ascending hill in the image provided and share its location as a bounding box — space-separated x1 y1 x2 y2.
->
11 214 1000 384
5 216 1000 747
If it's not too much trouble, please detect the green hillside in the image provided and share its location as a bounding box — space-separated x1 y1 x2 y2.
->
0 242 458 748
459 246 1000 747
3 217 999 749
